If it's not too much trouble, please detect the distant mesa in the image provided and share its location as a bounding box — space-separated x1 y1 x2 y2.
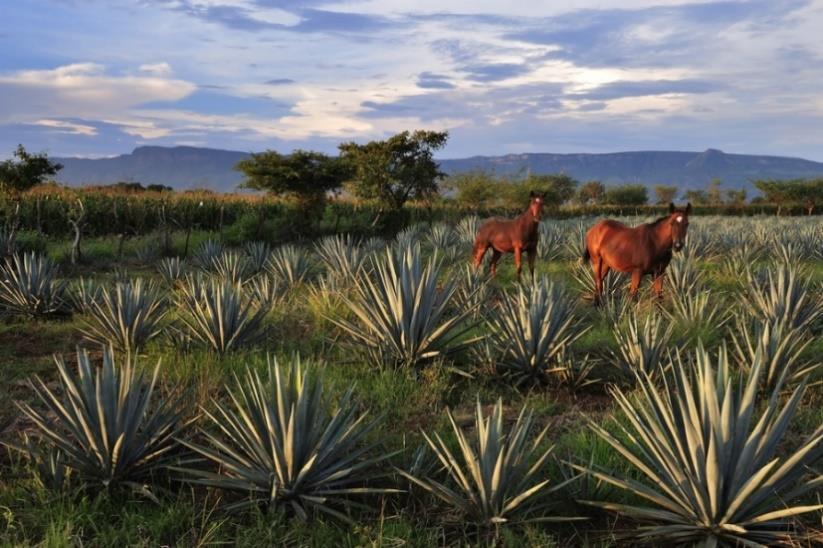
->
52 146 823 193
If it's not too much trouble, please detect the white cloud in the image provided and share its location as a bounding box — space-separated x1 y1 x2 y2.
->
139 62 173 76
34 119 98 136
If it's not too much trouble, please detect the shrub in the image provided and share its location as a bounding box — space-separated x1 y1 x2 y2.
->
0 252 68 318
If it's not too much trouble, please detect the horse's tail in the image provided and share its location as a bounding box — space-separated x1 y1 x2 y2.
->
581 245 590 264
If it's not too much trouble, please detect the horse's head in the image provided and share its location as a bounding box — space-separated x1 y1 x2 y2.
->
528 191 546 222
667 202 692 252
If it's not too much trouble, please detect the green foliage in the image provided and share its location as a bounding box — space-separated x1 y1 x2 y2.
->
236 150 349 200
16 347 188 494
400 399 569 526
487 277 586 385
603 184 648 206
266 244 313 286
742 262 821 331
611 312 674 378
339 130 448 210
653 184 678 205
177 356 396 519
314 234 367 281
0 145 62 195
0 251 68 318
578 345 823 546
79 278 168 355
177 277 268 354
444 171 499 210
576 180 605 205
523 174 578 207
331 244 478 369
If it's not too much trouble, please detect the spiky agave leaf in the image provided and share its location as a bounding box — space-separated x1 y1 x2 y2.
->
16 347 188 493
666 254 703 295
177 277 267 354
454 216 480 247
399 399 575 526
330 244 480 369
611 312 674 379
246 273 284 310
730 314 818 393
157 256 186 287
202 250 250 285
244 241 271 274
314 234 367 282
487 277 587 385
266 244 313 287
742 263 821 331
176 356 398 520
68 277 102 314
576 344 823 546
193 239 224 270
665 290 728 329
79 278 167 355
0 252 68 318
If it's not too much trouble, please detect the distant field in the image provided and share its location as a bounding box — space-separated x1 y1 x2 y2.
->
0 214 821 546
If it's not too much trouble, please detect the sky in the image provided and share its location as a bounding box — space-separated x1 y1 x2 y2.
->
2 0 823 160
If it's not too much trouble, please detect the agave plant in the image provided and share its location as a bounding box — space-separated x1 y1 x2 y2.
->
15 434 70 491
244 241 271 274
16 347 188 493
177 277 267 354
266 244 313 287
537 222 565 261
454 215 480 246
68 277 102 314
487 277 587 385
157 256 186 287
0 252 68 318
246 274 283 309
577 345 823 546
193 239 224 269
400 399 572 526
177 356 397 519
79 278 167 355
665 290 727 328
730 315 817 392
207 250 250 285
331 244 479 369
453 264 492 318
611 312 674 378
314 234 367 282
666 254 702 295
742 263 821 331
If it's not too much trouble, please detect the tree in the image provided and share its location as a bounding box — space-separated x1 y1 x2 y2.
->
684 189 709 205
236 149 349 211
725 188 747 207
707 178 723 205
577 180 605 205
338 130 448 212
0 145 62 195
604 184 648 206
753 179 793 215
445 171 498 211
525 174 578 207
653 184 678 205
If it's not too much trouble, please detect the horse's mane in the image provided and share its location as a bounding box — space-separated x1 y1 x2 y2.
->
647 215 670 227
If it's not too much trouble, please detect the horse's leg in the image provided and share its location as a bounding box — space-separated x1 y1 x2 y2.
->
472 243 488 269
630 269 643 300
489 249 502 277
592 256 604 305
652 269 665 301
514 246 523 282
527 249 536 281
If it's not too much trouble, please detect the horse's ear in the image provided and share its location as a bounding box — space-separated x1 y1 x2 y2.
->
685 202 692 214
529 190 536 198
668 202 675 213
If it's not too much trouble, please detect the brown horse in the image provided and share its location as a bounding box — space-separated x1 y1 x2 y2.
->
472 191 545 280
583 202 691 301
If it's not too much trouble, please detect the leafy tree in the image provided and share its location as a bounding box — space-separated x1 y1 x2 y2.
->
0 145 62 196
754 179 793 215
524 174 578 207
793 179 823 214
653 184 678 205
236 149 349 211
577 180 605 205
604 184 648 206
444 171 498 210
338 130 448 212
725 188 747 207
684 189 709 205
706 178 723 205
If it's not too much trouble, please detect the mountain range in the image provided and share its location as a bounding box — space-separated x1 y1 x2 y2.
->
53 146 823 194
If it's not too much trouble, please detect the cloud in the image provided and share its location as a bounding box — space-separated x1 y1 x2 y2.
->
139 62 173 76
265 78 295 85
573 79 724 101
416 72 455 89
34 119 98 136
461 62 530 82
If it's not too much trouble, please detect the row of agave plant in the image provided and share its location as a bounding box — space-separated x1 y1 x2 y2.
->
1 228 820 384
12 340 823 545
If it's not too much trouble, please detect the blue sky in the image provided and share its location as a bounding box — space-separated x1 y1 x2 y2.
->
2 0 823 160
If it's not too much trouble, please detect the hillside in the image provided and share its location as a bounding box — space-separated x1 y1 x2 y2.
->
53 146 823 193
